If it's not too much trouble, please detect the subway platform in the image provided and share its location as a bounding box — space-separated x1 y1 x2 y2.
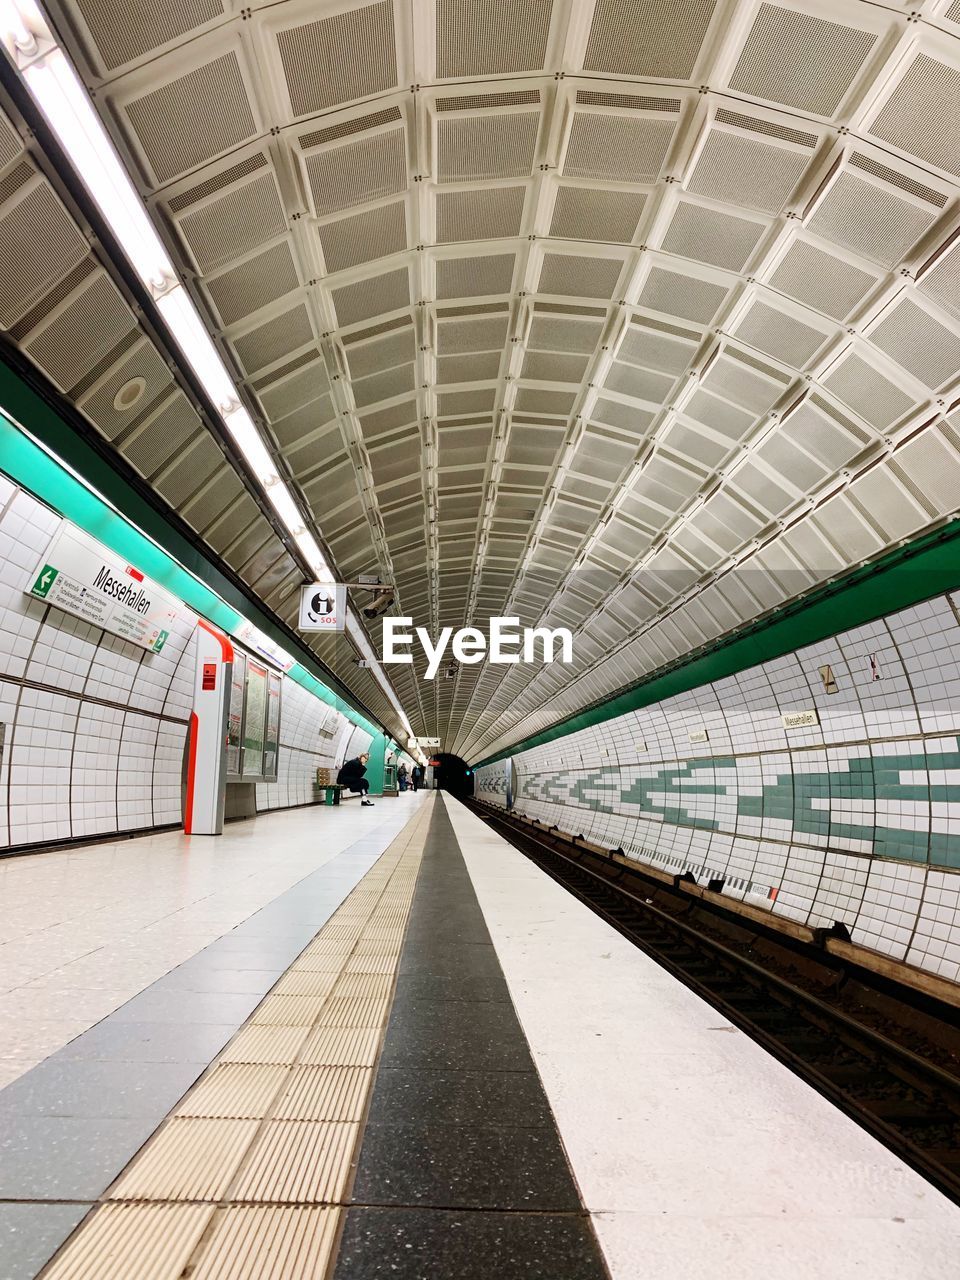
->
2 794 960 1279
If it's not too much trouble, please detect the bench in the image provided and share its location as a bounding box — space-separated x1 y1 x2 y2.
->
315 770 369 805
320 784 366 805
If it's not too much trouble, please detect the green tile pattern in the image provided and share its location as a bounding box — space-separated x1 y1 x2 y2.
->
503 739 960 870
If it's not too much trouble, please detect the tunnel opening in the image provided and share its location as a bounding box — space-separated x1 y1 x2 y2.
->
431 752 475 797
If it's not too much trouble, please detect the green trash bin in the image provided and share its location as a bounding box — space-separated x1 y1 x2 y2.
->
324 785 341 806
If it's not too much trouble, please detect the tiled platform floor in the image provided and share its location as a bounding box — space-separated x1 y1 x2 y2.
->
0 797 429 1278
445 796 960 1280
10 792 957 1279
0 799 426 1088
3 795 607 1279
333 798 606 1278
35 800 434 1279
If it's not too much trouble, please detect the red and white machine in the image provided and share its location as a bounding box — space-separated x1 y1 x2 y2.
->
185 619 233 835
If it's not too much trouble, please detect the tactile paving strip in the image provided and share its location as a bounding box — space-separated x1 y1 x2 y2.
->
36 1204 214 1280
273 1065 371 1121
273 969 340 997
189 1206 339 1280
229 1119 358 1203
252 994 333 1025
43 799 433 1280
218 1025 311 1065
108 1118 261 1201
299 1026 382 1067
175 1064 290 1119
332 972 394 998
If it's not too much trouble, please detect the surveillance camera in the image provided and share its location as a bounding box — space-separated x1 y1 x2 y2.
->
362 589 395 620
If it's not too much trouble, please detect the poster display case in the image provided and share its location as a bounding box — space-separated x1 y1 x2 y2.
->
226 649 282 783
241 660 268 777
226 651 246 776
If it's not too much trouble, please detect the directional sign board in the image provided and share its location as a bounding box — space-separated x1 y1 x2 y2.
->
299 582 347 632
26 523 179 654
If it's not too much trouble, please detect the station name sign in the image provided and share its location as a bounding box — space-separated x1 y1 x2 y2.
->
91 564 152 613
782 709 820 729
26 523 179 654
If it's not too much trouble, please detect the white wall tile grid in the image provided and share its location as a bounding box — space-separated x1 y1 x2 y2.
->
0 483 196 850
254 684 371 812
476 589 960 985
0 481 378 849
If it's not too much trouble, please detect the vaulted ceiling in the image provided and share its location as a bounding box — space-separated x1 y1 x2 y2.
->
4 0 960 760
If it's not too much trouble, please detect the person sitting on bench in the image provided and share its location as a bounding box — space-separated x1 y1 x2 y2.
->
337 752 374 806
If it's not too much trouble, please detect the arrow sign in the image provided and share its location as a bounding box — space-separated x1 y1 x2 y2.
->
30 564 58 598
25 525 180 652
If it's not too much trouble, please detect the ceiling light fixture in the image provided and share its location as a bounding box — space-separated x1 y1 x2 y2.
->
16 56 173 288
112 377 145 412
154 287 237 411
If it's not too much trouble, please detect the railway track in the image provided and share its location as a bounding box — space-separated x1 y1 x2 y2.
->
468 800 960 1206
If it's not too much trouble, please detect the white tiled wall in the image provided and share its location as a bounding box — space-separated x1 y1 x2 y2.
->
0 480 196 850
254 685 372 812
0 479 395 847
476 588 960 985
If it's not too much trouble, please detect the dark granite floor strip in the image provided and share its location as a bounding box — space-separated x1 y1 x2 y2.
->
333 801 610 1280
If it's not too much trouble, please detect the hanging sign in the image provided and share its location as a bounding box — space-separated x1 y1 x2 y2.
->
299 582 347 632
26 523 179 654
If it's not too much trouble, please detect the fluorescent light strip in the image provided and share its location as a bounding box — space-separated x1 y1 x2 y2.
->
1 1 418 737
346 611 415 740
0 5 334 572
26 52 173 288
154 287 237 414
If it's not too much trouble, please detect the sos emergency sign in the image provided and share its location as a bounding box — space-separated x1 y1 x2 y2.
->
299 582 347 632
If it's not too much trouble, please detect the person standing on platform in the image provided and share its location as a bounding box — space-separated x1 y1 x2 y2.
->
398 763 408 792
411 763 423 791
337 752 374 806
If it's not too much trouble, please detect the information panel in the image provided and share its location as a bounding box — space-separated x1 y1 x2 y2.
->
26 523 179 653
264 672 281 780
242 660 268 777
226 651 246 776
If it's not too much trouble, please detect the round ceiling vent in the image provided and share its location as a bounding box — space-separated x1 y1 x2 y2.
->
113 377 146 412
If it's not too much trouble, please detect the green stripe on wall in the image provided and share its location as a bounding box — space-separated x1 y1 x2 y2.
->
0 397 387 745
475 520 960 768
